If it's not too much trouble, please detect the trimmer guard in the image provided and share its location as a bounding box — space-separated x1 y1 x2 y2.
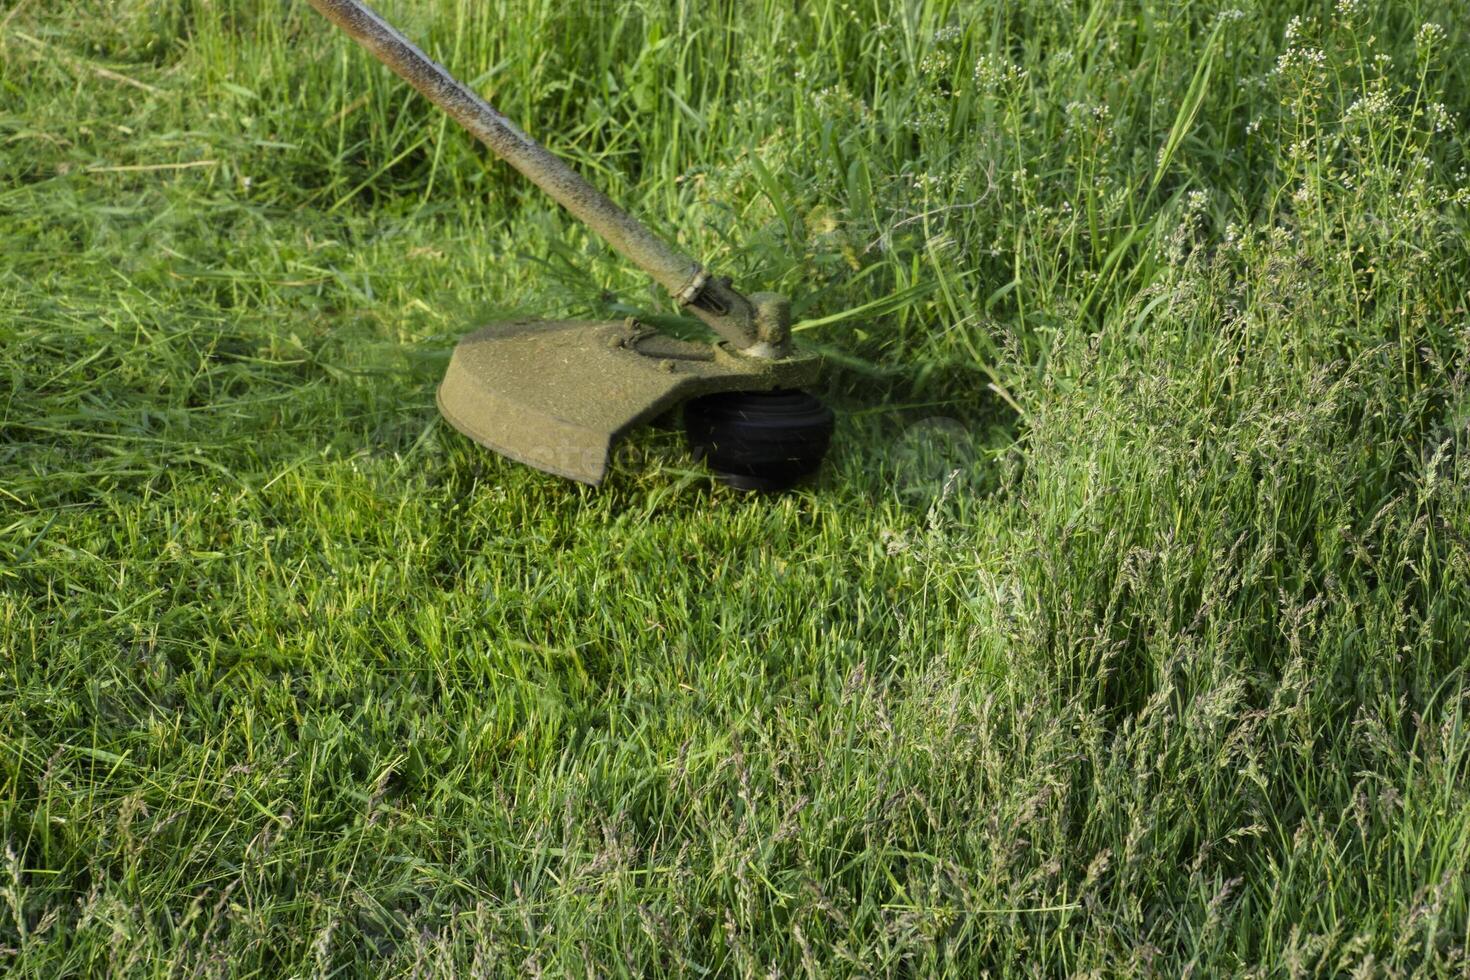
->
437 319 820 484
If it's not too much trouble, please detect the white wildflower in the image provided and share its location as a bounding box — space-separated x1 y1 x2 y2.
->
1414 22 1446 50
972 55 1028 89
919 50 953 77
1344 89 1393 122
1426 102 1455 134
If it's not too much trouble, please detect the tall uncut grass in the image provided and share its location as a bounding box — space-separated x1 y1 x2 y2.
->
3 0 1470 974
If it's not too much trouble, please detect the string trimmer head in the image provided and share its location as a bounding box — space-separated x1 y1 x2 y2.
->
305 0 833 489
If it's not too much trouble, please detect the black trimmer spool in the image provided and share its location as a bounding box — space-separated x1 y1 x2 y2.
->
684 389 835 492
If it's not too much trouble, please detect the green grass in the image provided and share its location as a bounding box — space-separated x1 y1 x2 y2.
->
3 0 1470 974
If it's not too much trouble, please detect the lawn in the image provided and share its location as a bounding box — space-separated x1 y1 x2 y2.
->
3 0 1470 974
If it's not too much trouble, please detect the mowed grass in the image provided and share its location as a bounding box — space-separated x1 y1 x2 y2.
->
3 0 1470 974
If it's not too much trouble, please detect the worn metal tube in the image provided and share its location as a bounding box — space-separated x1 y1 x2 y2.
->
304 0 766 351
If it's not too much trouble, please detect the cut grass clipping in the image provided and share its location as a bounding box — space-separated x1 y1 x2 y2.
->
3 0 1470 975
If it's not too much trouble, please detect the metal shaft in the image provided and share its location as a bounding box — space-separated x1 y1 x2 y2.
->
304 0 767 352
